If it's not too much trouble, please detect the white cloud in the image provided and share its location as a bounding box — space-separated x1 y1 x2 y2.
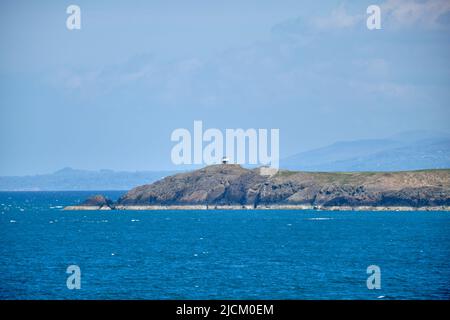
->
382 0 450 28
348 80 415 98
311 4 364 30
272 0 450 34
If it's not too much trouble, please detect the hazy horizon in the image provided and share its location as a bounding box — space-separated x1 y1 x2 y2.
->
0 128 448 177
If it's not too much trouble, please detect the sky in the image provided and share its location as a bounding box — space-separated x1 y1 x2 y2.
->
0 0 449 175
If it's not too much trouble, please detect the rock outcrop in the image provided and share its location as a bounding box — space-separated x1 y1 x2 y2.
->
64 194 114 210
110 165 450 209
82 195 114 207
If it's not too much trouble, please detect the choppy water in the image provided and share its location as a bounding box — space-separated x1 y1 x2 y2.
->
0 191 449 299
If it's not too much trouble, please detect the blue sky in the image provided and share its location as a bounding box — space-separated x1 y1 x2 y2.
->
0 0 449 175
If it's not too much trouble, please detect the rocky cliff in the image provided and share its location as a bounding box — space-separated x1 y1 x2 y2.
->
107 165 450 209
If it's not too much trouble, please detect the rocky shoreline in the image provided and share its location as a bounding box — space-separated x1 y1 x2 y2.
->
64 165 450 211
64 204 450 211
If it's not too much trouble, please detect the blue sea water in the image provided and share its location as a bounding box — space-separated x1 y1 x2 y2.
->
0 191 449 300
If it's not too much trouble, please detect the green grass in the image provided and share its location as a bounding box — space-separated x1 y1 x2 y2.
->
273 168 450 185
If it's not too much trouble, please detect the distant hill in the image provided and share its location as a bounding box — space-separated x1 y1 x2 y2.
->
281 131 450 171
0 168 177 191
3 131 449 191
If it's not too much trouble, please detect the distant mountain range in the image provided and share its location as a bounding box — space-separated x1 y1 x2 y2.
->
0 168 177 191
1 130 449 191
281 131 450 172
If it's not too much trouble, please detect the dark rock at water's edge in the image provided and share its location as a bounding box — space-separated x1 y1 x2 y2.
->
66 165 450 210
81 194 114 209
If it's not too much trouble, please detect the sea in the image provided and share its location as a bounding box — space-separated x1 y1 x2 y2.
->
0 191 449 300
